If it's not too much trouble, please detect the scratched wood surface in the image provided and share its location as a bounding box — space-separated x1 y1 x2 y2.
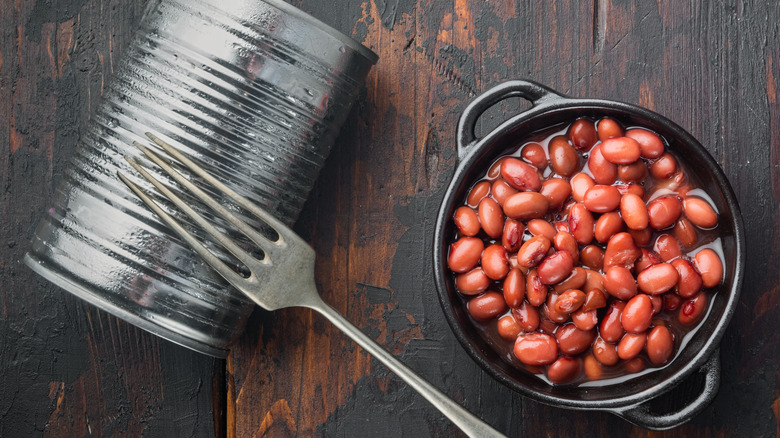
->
1 0 778 436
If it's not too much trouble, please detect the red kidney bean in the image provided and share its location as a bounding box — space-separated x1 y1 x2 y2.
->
679 292 708 325
603 266 638 300
618 332 647 360
467 291 507 321
556 323 596 355
448 237 484 273
491 179 518 206
672 258 703 298
537 251 575 285
501 219 523 253
650 295 663 314
625 357 647 373
526 268 548 306
584 270 605 293
618 161 647 183
683 197 718 229
634 249 662 274
497 314 522 340
503 192 549 219
455 268 490 295
620 193 649 231
580 245 604 271
673 217 698 248
592 336 620 366
637 263 680 294
629 227 652 247
597 118 623 141
478 197 504 238
553 231 579 264
646 325 674 365
553 220 570 233
488 157 505 179
615 183 645 199
481 244 510 280
466 181 490 207
514 332 558 365
501 157 542 191
517 235 552 268
650 152 678 179
584 185 622 213
543 294 570 324
508 254 520 270
553 268 587 294
547 356 581 384
676 182 692 198
584 353 603 380
571 307 598 331
654 234 682 262
527 219 556 241
521 142 548 169
512 301 540 331
587 144 618 185
553 289 586 314
549 135 580 177
626 128 664 159
582 288 607 312
503 268 526 308
600 300 626 343
570 172 596 202
569 118 599 151
594 211 624 243
622 294 654 333
694 248 724 288
453 206 480 237
603 232 641 270
540 178 572 211
568 203 595 245
647 196 683 229
664 293 684 311
538 319 559 337
601 137 641 164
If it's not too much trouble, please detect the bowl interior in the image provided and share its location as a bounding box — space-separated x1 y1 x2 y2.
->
435 102 742 406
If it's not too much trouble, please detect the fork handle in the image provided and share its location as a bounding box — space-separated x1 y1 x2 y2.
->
309 300 506 438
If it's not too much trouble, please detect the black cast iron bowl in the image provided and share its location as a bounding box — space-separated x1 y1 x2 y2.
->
433 80 745 430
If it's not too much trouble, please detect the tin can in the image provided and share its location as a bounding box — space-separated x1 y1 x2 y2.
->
25 0 377 357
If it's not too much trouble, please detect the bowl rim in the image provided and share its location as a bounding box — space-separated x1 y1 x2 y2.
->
433 84 745 410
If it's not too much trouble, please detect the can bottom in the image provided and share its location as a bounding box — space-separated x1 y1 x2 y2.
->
24 252 231 358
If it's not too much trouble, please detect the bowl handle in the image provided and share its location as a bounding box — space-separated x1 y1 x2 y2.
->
611 350 721 430
456 80 565 160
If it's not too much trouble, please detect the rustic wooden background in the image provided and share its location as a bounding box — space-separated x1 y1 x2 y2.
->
1 0 778 436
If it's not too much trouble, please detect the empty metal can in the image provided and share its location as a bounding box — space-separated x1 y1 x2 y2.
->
25 0 377 357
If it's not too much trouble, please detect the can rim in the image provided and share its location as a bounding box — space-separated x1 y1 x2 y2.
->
24 252 232 358
262 0 378 64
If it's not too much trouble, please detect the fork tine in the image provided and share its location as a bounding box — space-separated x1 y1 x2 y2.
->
145 132 289 243
133 140 282 255
117 170 250 286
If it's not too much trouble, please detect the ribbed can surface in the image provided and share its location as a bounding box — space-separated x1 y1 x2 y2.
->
25 0 377 357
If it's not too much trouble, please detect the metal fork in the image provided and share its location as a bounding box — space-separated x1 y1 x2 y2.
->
118 133 505 438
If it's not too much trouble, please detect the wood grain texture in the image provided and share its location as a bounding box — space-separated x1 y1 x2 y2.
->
1 0 778 436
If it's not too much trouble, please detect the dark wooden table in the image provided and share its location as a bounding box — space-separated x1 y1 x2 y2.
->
2 0 778 436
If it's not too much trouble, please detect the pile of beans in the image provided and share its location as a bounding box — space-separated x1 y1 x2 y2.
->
447 117 725 385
